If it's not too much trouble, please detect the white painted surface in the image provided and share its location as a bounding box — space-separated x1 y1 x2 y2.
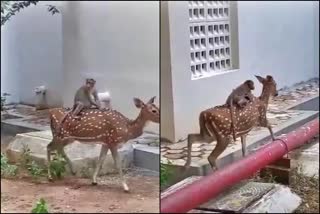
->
1 1 159 133
61 1 159 133
163 1 319 140
1 1 63 106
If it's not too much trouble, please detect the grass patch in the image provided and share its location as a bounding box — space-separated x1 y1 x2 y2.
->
291 167 319 213
160 160 174 190
31 198 49 213
251 166 319 213
1 153 18 177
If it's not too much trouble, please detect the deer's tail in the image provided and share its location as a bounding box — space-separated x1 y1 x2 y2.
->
200 111 211 137
229 101 237 141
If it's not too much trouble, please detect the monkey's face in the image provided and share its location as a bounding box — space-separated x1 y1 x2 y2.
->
85 82 95 91
133 96 160 123
245 80 255 90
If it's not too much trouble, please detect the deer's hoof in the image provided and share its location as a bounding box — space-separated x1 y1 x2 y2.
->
123 183 130 193
91 182 98 186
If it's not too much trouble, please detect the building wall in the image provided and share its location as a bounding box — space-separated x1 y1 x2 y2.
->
1 1 159 133
163 1 319 141
314 1 319 78
62 1 159 133
1 1 63 105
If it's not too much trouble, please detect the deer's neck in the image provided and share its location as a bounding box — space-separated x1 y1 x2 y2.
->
127 113 146 139
259 86 271 106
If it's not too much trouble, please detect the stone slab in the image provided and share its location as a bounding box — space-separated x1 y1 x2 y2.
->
5 131 134 177
198 182 275 212
133 144 159 172
202 183 301 213
242 184 302 213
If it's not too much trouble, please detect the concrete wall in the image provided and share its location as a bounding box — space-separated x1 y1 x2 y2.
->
62 1 159 133
163 1 319 141
314 1 319 78
1 1 62 105
1 1 159 133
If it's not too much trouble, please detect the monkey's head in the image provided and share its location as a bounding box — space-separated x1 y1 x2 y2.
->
244 80 255 90
255 75 278 97
133 96 160 124
85 78 96 90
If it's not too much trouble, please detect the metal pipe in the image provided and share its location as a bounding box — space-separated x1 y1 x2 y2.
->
161 119 319 213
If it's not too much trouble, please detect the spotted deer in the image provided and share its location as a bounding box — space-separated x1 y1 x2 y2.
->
47 96 159 192
185 75 278 170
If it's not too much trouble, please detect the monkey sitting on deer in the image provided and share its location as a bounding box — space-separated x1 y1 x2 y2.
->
226 80 255 142
59 78 111 129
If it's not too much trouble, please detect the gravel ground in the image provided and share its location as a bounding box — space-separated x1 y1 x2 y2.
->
1 166 159 213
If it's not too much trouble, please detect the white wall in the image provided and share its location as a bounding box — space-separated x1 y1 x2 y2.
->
1 1 159 133
165 1 319 140
314 1 319 78
1 1 63 106
62 1 159 133
1 18 20 103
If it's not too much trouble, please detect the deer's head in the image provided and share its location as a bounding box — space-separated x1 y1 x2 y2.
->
255 75 278 97
134 96 160 123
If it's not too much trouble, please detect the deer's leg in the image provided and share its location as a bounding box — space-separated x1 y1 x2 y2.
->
59 147 76 175
47 141 56 181
92 144 109 185
267 124 276 141
207 136 230 170
261 117 276 141
240 134 247 157
110 146 129 192
185 134 213 169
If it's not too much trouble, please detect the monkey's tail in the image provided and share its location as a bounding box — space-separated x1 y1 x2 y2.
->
56 109 72 135
229 101 237 142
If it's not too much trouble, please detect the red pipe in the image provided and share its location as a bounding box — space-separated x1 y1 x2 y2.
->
161 118 319 213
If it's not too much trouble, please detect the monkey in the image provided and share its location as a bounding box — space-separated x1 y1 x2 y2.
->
226 80 255 142
72 78 102 118
57 78 102 131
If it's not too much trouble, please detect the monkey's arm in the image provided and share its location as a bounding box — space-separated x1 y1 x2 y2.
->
246 92 254 102
90 89 101 108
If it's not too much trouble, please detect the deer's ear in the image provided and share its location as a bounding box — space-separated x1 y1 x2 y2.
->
134 98 144 108
147 96 156 104
255 75 265 83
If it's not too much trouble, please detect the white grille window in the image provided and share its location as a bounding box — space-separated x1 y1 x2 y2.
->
189 1 234 79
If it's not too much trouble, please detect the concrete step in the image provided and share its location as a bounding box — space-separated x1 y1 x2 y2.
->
5 131 134 177
5 130 160 176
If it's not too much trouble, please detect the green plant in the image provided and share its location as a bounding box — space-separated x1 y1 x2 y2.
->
31 198 49 213
49 153 67 179
27 160 45 178
1 152 18 177
160 160 173 187
20 144 45 178
20 144 32 167
1 1 59 26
